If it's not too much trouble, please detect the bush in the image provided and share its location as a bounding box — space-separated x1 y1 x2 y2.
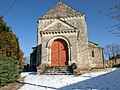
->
0 56 20 87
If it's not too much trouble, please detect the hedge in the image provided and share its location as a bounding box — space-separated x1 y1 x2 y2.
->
0 56 20 87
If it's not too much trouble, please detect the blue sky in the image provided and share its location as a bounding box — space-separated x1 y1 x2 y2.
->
0 0 119 58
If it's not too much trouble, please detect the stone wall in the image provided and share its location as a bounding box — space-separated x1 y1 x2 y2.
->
88 41 104 68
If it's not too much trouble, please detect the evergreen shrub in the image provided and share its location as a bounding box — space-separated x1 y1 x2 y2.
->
0 56 20 87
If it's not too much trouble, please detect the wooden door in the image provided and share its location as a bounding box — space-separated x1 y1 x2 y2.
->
51 40 59 66
51 39 68 66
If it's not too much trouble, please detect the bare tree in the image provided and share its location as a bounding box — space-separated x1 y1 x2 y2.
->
106 0 120 36
104 43 120 59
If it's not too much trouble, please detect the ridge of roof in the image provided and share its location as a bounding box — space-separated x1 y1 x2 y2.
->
88 41 98 45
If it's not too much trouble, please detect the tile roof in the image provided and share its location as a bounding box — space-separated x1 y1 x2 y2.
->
39 1 84 20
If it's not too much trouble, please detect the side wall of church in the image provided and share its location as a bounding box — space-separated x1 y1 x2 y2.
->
88 42 104 68
77 17 90 69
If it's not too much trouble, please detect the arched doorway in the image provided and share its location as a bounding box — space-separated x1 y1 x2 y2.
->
51 39 68 66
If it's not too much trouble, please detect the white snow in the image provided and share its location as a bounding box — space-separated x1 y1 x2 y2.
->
18 68 120 90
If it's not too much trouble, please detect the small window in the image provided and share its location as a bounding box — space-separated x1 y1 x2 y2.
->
92 51 94 57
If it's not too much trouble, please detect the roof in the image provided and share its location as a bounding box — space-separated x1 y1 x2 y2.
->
39 1 84 20
88 41 98 46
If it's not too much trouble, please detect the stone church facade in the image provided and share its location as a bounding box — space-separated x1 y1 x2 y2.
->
30 1 104 73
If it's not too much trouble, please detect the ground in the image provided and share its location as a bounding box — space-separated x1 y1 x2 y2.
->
0 82 22 90
17 68 120 90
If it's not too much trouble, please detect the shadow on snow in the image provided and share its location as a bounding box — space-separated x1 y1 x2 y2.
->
58 68 120 90
19 68 120 90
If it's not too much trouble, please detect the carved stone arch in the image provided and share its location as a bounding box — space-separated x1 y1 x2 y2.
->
46 35 71 48
46 36 72 66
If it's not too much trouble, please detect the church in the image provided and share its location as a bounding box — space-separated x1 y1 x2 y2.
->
30 1 104 74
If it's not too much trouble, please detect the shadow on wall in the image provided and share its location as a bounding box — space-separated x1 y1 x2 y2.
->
57 68 119 90
37 44 42 67
30 44 42 71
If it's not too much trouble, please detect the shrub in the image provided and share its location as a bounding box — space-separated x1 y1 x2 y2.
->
0 56 20 87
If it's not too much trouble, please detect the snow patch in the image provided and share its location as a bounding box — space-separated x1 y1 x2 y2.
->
18 68 119 90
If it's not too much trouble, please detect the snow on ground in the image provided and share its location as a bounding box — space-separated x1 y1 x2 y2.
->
18 68 120 90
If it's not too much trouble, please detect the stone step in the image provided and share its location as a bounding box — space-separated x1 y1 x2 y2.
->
52 66 72 69
46 72 73 75
50 68 73 71
47 70 73 73
45 66 73 75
